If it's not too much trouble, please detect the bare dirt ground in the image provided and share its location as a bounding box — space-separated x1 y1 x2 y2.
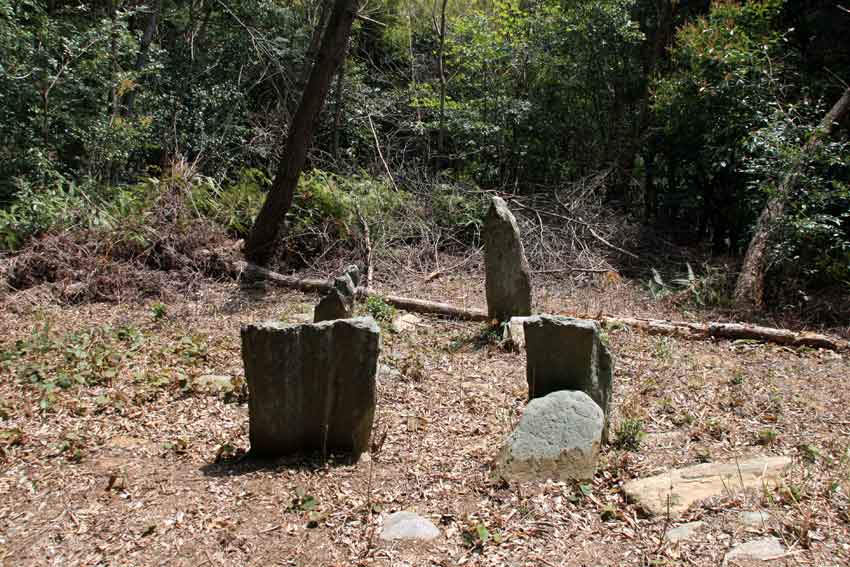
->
1 268 849 566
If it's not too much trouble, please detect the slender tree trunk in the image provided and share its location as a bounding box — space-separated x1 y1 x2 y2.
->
332 39 348 160
122 0 161 117
244 0 358 264
734 87 850 309
436 0 448 160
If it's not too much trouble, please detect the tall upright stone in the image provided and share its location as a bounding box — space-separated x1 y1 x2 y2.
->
484 196 532 321
524 315 613 435
241 317 380 458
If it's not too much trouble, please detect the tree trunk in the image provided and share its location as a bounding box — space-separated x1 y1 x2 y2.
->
244 0 358 264
122 0 161 117
435 0 448 159
734 87 850 309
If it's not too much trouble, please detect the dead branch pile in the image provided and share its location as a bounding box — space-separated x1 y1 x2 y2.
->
3 188 232 304
506 171 639 275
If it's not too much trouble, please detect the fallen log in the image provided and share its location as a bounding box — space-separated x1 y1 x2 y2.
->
233 260 489 321
601 316 847 352
233 260 847 351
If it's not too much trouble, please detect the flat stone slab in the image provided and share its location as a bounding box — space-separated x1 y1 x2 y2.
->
379 511 440 542
723 537 784 564
623 456 791 518
665 521 704 544
496 390 603 481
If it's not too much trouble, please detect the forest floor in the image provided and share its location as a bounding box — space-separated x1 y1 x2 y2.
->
1 262 849 566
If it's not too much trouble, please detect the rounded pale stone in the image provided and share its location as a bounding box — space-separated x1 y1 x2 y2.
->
496 390 603 481
379 511 440 541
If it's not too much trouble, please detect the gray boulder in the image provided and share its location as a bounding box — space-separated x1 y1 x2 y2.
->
484 196 532 321
379 511 440 542
496 390 603 481
524 315 613 436
240 317 380 459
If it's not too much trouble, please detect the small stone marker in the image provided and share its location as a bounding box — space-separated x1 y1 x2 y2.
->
241 317 380 459
503 316 532 349
524 315 613 434
496 390 603 481
723 537 784 565
379 511 440 542
623 456 791 518
484 196 532 321
314 271 358 323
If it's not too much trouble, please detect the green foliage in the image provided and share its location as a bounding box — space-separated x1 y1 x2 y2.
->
614 418 645 450
151 302 167 321
1 323 144 403
366 296 396 322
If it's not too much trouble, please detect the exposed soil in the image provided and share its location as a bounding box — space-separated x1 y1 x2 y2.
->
1 269 849 566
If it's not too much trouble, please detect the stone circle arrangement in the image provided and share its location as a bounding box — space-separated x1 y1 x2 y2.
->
239 196 789 549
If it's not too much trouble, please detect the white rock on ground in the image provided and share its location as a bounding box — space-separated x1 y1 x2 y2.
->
738 511 772 528
723 537 784 564
379 511 440 542
622 456 791 518
665 521 704 544
391 313 421 333
496 390 603 481
191 374 234 394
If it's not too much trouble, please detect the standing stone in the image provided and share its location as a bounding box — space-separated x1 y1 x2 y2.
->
496 390 604 481
484 196 532 321
315 272 357 323
241 317 380 458
524 315 613 435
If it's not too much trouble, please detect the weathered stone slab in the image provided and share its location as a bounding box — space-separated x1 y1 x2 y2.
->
379 511 440 542
623 456 791 518
484 196 532 321
496 390 603 481
241 317 380 458
723 537 784 565
524 315 613 434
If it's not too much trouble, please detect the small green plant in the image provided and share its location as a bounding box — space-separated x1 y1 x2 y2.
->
151 302 167 320
614 418 645 450
758 428 779 446
730 372 745 386
797 444 820 463
366 296 396 322
462 522 502 548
